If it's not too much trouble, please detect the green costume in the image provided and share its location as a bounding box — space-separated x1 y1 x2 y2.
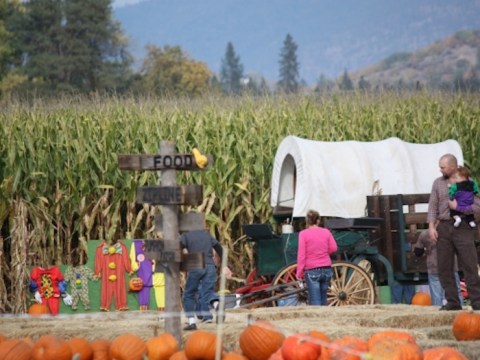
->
64 265 96 310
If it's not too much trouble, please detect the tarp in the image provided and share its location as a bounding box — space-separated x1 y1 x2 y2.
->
270 136 463 218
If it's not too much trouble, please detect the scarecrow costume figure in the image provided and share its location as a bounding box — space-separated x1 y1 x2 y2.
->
64 249 96 310
30 262 72 315
129 240 152 310
129 239 166 311
94 240 132 311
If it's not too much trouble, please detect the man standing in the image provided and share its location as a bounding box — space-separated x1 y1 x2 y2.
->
180 228 231 330
427 153 480 310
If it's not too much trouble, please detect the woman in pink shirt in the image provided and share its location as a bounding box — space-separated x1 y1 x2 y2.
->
296 209 338 305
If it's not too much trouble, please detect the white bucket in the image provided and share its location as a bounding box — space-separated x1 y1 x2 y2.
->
282 224 294 234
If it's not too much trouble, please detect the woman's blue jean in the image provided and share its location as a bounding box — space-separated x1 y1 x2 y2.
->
305 267 332 305
183 264 217 320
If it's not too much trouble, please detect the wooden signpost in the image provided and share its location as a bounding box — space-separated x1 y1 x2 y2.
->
155 212 205 232
118 142 212 343
118 153 212 171
137 185 203 206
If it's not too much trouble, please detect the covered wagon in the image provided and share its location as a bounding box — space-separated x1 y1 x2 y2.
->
239 136 469 307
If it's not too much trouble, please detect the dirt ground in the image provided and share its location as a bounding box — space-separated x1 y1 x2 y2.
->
1 304 479 359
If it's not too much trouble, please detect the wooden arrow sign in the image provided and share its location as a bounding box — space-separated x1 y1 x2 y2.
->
144 239 204 271
155 212 205 232
137 184 203 206
144 239 181 262
118 154 213 171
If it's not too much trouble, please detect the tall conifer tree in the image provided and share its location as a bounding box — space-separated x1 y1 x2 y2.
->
278 33 299 93
220 42 244 94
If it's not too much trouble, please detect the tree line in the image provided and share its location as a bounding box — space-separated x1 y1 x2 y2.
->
0 0 304 98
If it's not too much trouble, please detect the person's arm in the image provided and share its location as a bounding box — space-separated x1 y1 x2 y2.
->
327 230 338 254
129 243 139 272
54 266 72 306
448 183 457 200
212 242 232 279
179 233 187 251
413 231 426 257
427 181 439 241
213 242 223 260
296 233 306 279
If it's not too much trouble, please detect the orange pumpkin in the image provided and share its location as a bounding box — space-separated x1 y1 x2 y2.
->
281 334 321 360
0 339 33 360
170 351 188 360
32 335 73 360
66 337 93 360
91 339 111 360
109 333 146 360
367 330 416 349
267 348 283 360
184 330 219 360
20 337 35 347
368 337 422 360
423 346 468 360
411 292 432 306
222 351 249 360
146 333 179 360
452 311 480 341
239 320 285 360
308 330 330 357
129 277 144 292
326 336 368 360
28 303 50 316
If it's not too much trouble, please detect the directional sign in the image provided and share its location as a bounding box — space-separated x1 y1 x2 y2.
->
155 212 205 232
144 239 204 271
137 185 203 206
144 239 181 262
118 154 213 171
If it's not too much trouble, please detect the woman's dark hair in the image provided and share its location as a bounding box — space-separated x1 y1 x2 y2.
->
306 209 320 226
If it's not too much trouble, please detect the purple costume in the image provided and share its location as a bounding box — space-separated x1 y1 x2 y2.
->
131 240 153 306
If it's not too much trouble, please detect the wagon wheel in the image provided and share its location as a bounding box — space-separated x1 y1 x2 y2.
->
270 263 308 307
246 268 272 285
328 261 375 306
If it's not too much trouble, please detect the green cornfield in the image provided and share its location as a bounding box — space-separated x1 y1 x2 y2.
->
0 91 479 313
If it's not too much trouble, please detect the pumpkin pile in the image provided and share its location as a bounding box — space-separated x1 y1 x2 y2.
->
0 332 179 360
0 317 474 360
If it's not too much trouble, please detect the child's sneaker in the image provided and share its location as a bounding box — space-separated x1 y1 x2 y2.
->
453 217 461 228
469 221 477 228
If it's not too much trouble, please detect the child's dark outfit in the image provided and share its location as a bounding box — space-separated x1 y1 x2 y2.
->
449 179 479 228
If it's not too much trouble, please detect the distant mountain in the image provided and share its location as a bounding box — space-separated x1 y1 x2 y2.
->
114 0 480 85
351 30 480 89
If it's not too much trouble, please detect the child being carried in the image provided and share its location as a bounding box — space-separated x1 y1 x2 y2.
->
449 166 479 228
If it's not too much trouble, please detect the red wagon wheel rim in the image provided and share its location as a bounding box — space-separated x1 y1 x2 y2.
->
271 263 307 307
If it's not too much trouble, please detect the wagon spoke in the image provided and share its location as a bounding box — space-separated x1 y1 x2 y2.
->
328 261 375 306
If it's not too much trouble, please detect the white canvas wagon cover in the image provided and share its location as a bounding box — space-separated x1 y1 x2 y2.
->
271 136 463 219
